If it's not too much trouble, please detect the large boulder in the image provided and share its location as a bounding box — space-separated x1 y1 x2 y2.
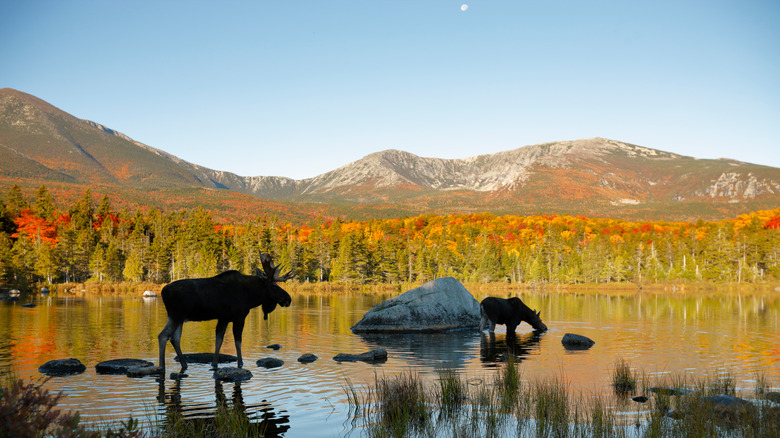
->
350 277 480 333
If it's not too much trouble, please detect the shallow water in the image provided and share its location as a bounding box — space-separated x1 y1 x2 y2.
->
1 288 778 437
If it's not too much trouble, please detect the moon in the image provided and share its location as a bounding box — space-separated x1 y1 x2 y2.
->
460 4 468 12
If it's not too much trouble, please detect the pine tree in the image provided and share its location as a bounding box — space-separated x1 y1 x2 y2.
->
33 185 55 220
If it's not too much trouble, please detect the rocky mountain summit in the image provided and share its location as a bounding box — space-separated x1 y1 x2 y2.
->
2 88 779 221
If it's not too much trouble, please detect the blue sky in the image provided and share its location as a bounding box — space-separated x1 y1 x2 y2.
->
2 1 779 179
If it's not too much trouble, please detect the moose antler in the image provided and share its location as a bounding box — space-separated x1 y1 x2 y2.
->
259 253 294 282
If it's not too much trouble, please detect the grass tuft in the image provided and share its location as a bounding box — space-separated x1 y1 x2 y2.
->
611 357 637 397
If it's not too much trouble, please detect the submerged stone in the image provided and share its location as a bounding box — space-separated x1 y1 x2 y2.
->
333 349 388 363
39 358 86 376
298 353 318 363
96 359 154 374
561 333 595 350
173 353 238 364
266 344 282 350
213 367 252 382
256 357 284 368
127 366 163 377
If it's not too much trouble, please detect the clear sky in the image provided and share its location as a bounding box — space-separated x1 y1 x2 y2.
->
2 1 779 179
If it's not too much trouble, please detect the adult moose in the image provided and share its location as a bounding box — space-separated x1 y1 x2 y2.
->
158 253 294 372
479 297 547 334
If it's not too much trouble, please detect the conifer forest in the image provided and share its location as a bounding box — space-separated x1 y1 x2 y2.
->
2 184 779 287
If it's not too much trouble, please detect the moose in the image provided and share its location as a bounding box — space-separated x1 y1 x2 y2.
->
479 297 548 334
158 253 294 372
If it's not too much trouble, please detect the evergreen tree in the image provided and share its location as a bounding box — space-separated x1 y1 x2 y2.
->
5 184 28 220
33 185 55 220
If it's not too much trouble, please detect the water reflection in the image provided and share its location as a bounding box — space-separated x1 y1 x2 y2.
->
156 375 290 437
479 331 544 365
356 330 480 370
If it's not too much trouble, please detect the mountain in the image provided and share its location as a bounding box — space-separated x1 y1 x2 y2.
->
2 88 779 221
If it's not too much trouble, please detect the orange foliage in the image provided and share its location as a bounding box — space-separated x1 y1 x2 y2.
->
11 209 59 246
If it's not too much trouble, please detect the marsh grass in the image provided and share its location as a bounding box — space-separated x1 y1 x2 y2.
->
436 367 467 416
345 360 779 438
610 357 637 397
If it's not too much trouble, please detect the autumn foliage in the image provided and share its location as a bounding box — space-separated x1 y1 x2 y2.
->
1 185 779 287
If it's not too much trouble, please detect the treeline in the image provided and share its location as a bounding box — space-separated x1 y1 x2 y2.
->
1 184 779 287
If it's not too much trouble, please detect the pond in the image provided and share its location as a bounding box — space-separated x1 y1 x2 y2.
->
1 286 779 437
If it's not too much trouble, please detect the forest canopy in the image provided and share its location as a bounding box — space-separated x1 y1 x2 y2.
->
1 184 779 287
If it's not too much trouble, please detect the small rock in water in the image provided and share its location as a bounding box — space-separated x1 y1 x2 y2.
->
632 396 649 403
213 367 252 382
21 303 36 308
561 333 595 350
256 358 284 368
127 366 163 377
39 358 87 376
174 353 237 364
333 349 388 363
40 287 50 296
170 372 189 379
298 353 318 363
266 344 282 350
96 358 154 374
142 290 157 298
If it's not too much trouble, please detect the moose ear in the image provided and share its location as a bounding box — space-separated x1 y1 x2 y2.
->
535 310 541 317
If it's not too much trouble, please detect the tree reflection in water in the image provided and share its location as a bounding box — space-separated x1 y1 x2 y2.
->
479 331 544 365
156 375 290 437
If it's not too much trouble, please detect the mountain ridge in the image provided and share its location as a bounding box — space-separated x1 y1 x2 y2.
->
1 88 779 221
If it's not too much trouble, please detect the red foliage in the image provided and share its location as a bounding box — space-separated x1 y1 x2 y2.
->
11 209 59 246
765 216 780 230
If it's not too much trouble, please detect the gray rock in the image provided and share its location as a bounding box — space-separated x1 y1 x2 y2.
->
96 359 154 374
256 357 284 368
40 287 50 296
213 367 252 382
350 277 480 333
127 366 163 377
561 333 595 350
39 358 86 376
333 349 388 363
173 353 238 364
298 353 318 363
142 290 157 298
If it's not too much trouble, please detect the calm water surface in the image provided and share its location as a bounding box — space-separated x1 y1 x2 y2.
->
1 288 778 437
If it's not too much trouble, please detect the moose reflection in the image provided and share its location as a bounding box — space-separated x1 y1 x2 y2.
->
158 253 294 371
480 331 544 364
157 375 290 437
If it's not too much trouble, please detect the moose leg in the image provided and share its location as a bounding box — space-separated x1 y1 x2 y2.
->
479 308 487 332
232 318 246 368
489 320 497 333
170 322 187 371
213 320 229 370
158 317 179 370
